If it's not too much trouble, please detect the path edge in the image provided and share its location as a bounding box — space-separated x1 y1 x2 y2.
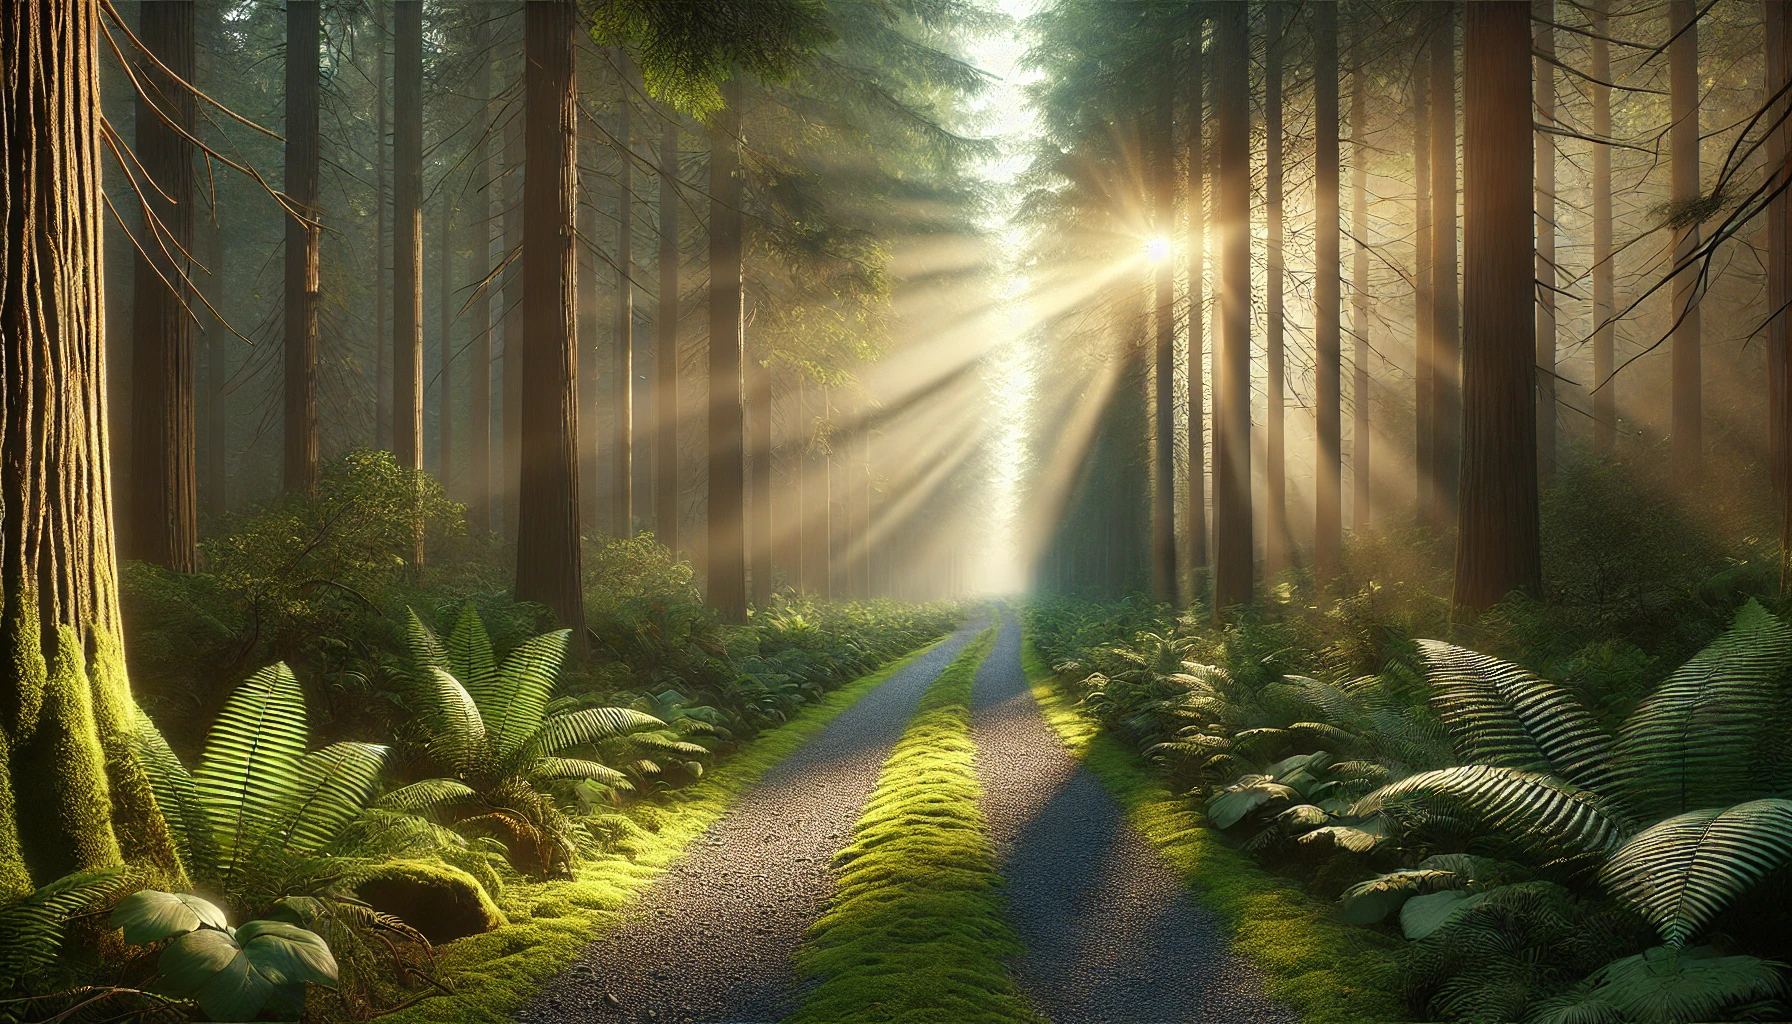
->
1017 632 1413 1024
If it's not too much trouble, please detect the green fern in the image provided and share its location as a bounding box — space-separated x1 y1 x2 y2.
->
0 869 136 981
192 663 313 883
1600 798 1792 947
1527 946 1789 1024
1357 765 1630 866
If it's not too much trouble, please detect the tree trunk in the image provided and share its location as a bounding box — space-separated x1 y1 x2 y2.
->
1669 0 1702 485
818 388 834 597
1185 16 1208 577
284 0 319 494
1431 5 1461 522
577 127 599 527
375 0 390 450
1772 1 1792 590
1265 2 1287 577
1454 0 1540 610
657 119 680 554
1592 0 1616 456
1350 20 1370 532
1212 2 1252 614
466 20 494 535
393 0 423 476
502 53 525 538
708 76 748 622
514 0 585 635
1534 0 1556 486
1314 0 1342 593
792 375 806 590
1414 53 1434 518
1 0 185 895
201 212 227 519
127 0 196 570
1152 75 1178 605
750 352 773 606
614 51 635 538
438 185 454 491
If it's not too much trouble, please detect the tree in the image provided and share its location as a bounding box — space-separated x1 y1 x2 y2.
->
1350 16 1370 532
438 183 455 492
127 0 198 570
1212 1 1252 615
1414 46 1435 516
1265 1 1288 576
614 48 636 539
1185 12 1208 579
1431 5 1460 523
1591 0 1616 455
1314 0 1342 593
375 0 391 451
1 0 185 896
285 0 320 494
502 51 525 538
1152 49 1177 606
514 0 586 635
1773 2 1792 589
466 19 496 536
393 0 423 476
1453 0 1540 610
750 352 774 607
1534 0 1557 486
708 75 748 623
656 118 680 555
1669 0 1702 486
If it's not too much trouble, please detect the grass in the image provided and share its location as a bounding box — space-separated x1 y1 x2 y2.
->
1019 637 1411 1024
380 639 946 1024
786 624 1041 1024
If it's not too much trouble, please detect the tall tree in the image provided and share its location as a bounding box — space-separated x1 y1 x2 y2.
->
1152 55 1178 606
1534 0 1557 486
201 212 227 518
1414 51 1435 516
657 118 680 554
1212 1 1252 613
375 0 390 450
1185 15 1208 578
514 0 585 634
1431 5 1460 522
127 0 197 568
750 354 773 605
614 49 636 538
502 57 525 537
1 0 186 895
466 22 495 536
1265 1 1287 576
284 0 320 494
1592 0 1616 455
1669 0 1701 485
1454 0 1540 610
708 76 748 623
393 0 423 475
1314 0 1342 592
1350 18 1370 531
1772 2 1792 588
438 187 455 490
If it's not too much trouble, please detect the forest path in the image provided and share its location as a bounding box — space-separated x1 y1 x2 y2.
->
514 619 988 1024
970 614 1298 1024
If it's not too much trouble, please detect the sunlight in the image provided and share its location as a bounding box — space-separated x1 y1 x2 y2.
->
1144 236 1171 261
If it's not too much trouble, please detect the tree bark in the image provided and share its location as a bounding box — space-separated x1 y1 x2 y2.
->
750 351 773 606
1265 2 1287 577
1 0 185 895
1414 52 1435 517
438 183 454 490
1350 18 1370 532
375 0 390 450
201 211 227 519
657 118 680 555
127 0 196 570
1431 5 1461 522
1535 0 1557 486
818 387 834 597
1669 0 1702 486
1212 2 1252 615
1185 15 1208 577
1152 70 1178 606
502 50 525 538
1592 0 1616 455
707 76 747 623
393 0 423 476
1454 0 1541 610
1772 1 1792 591
284 0 319 494
614 50 635 538
466 20 494 535
514 0 585 635
1314 1 1342 593
577 124 599 527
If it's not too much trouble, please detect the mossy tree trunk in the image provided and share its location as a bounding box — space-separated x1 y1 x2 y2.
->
1 0 185 896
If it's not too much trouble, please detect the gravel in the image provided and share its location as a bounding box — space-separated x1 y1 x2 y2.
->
971 614 1299 1024
516 621 987 1024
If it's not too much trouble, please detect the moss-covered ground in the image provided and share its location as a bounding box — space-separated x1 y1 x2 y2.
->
381 640 944 1024
1019 638 1411 1024
786 624 1041 1024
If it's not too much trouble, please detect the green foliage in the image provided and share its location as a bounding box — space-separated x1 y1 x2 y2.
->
1532 946 1789 1024
0 869 136 983
791 627 1040 1024
1601 800 1792 948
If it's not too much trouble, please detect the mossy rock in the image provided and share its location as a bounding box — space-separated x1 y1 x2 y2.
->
353 859 506 944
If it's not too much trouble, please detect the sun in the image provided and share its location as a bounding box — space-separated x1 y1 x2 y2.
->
1144 236 1171 261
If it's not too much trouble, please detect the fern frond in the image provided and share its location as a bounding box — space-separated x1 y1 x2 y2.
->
1416 640 1614 792
1611 600 1792 819
193 663 310 882
422 666 486 772
375 779 478 814
485 630 569 754
529 757 628 783
623 733 711 757
0 868 136 980
1357 764 1630 864
130 707 216 871
525 706 663 758
271 742 389 857
405 608 447 671
1600 798 1792 947
1528 946 1790 1024
445 603 499 715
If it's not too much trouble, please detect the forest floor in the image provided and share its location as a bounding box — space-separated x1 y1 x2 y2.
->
505 611 1299 1024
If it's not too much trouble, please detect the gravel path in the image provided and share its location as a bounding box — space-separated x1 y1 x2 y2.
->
517 621 986 1024
971 614 1299 1024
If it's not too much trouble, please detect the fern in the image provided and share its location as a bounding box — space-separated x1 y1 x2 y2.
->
272 742 389 857
0 869 136 981
1357 765 1630 865
191 663 311 883
525 705 663 758
444 603 500 711
1600 798 1792 947
130 708 216 870
1610 601 1792 820
1527 946 1790 1024
485 630 568 754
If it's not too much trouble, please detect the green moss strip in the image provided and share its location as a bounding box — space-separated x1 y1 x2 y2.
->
1019 639 1410 1024
787 626 1039 1024
382 641 946 1024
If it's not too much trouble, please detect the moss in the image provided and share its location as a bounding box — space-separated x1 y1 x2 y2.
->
379 640 945 1024
1019 638 1410 1024
11 623 123 882
353 858 506 944
787 626 1040 1024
